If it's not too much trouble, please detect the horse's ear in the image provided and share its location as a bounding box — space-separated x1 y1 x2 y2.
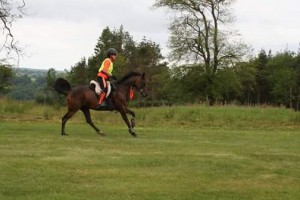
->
142 72 145 79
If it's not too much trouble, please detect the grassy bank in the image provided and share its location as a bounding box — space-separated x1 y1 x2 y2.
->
0 98 299 130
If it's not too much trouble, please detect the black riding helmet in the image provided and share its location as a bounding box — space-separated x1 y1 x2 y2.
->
107 48 117 58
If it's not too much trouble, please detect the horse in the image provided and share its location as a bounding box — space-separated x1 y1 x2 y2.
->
53 71 147 137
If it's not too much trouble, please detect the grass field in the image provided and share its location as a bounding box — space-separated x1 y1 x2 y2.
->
0 101 300 199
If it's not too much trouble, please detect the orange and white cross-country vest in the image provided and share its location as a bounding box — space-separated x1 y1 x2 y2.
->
98 58 113 79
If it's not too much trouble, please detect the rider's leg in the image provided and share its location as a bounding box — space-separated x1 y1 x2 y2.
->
98 92 106 105
97 76 107 106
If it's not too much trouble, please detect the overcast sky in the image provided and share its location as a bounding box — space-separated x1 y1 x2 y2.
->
12 0 300 71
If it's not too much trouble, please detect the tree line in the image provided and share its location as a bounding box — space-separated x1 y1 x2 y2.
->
1 26 299 111
168 49 300 110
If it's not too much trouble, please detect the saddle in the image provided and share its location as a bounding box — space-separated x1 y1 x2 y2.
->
89 80 112 98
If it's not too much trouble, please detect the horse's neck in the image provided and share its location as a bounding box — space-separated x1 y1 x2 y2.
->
116 77 135 92
116 82 131 92
120 77 135 89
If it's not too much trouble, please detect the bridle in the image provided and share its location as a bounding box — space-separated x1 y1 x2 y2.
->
139 88 147 97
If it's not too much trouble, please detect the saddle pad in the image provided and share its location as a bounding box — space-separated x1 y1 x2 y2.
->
89 80 111 97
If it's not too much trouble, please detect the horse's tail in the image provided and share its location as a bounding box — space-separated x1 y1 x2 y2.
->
53 78 71 95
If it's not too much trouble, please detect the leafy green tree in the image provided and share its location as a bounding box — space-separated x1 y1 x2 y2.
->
31 75 47 103
270 68 296 106
294 53 300 110
134 37 163 71
234 62 256 105
215 67 241 104
67 58 88 85
153 0 248 104
0 64 14 96
35 68 65 105
167 64 210 103
46 68 57 88
267 51 298 108
166 66 189 103
254 49 270 104
134 38 166 105
147 63 171 105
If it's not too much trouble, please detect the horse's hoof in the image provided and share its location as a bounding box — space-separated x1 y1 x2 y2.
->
98 130 105 136
129 128 137 137
132 133 137 137
61 133 69 136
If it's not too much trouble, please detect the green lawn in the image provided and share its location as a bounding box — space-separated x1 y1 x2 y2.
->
0 120 299 200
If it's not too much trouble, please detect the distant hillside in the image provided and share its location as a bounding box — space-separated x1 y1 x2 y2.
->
13 68 48 77
13 68 65 80
7 68 66 101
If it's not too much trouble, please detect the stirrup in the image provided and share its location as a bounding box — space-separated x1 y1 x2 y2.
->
96 101 108 109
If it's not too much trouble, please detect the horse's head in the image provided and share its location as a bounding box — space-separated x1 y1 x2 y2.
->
117 71 148 97
134 72 147 97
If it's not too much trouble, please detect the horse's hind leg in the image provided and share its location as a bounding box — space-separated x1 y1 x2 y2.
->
61 109 77 136
81 108 105 136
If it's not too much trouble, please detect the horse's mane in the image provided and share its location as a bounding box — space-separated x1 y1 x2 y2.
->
117 71 142 84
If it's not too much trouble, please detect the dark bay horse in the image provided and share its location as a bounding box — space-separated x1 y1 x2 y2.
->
54 72 147 137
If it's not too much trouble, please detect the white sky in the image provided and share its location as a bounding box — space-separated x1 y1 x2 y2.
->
11 0 300 70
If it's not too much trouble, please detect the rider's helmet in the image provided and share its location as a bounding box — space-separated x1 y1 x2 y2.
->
106 48 117 58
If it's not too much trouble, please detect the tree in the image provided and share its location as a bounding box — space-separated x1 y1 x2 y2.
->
46 68 57 89
267 51 298 108
0 64 14 96
167 64 212 103
215 67 240 104
154 0 247 73
0 0 25 58
134 38 164 105
148 63 171 105
67 58 88 85
254 49 270 104
294 53 300 110
234 62 256 105
154 0 248 104
35 68 64 105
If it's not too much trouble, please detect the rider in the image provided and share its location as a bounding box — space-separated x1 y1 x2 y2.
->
97 48 117 108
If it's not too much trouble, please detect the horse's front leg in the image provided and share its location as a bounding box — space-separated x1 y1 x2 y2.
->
126 108 136 128
120 107 136 137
